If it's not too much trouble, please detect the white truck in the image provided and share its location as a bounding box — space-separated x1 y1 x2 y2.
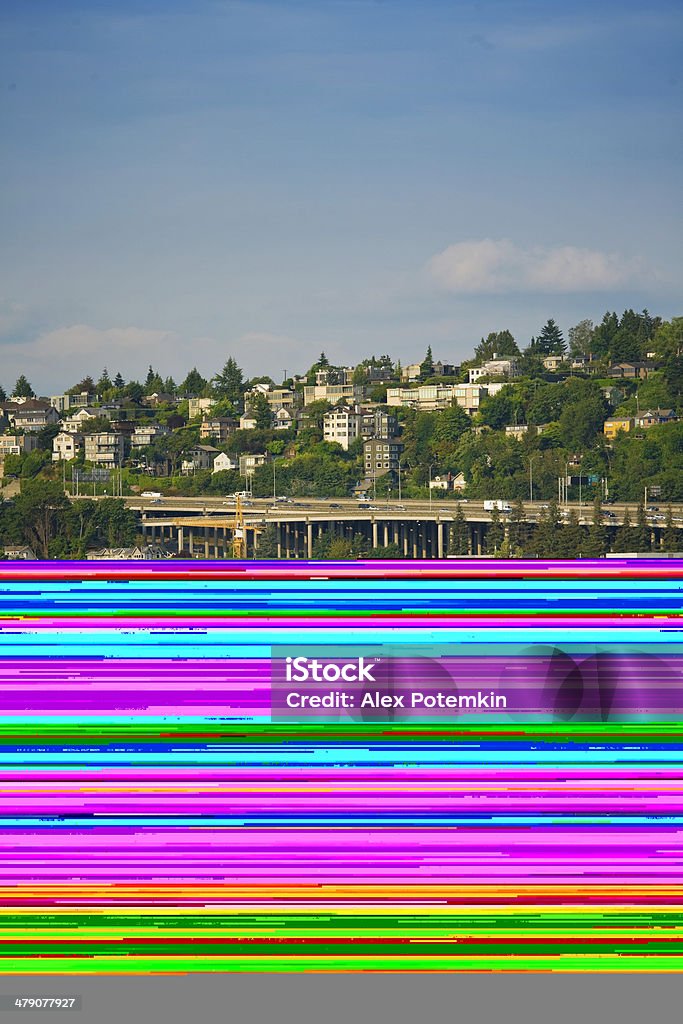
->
141 491 162 499
484 500 512 513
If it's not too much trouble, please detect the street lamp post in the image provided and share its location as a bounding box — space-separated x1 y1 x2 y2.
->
429 464 435 512
528 455 537 504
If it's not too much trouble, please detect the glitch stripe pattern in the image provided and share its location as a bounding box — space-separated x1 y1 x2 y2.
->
0 559 682 973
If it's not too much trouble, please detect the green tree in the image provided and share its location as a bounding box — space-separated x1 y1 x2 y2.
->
97 368 112 392
568 319 594 360
535 319 566 357
212 358 244 407
584 495 607 558
94 498 137 547
67 376 95 395
507 498 529 553
485 506 504 554
474 330 520 362
13 375 34 399
419 346 435 381
123 380 144 404
254 523 279 559
612 508 635 553
0 383 5 402
652 317 683 361
450 503 469 555
113 372 125 389
663 505 680 553
181 368 208 396
633 502 651 552
13 479 70 558
249 391 273 430
560 509 585 558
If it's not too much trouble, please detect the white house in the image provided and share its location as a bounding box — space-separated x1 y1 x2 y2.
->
212 453 238 474
273 408 295 431
131 423 170 446
62 407 100 432
239 411 258 430
323 407 361 450
52 432 84 462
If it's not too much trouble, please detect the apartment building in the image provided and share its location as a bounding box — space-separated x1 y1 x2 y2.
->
83 432 125 468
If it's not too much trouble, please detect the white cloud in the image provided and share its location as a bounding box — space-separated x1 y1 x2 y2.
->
428 238 641 294
0 323 324 393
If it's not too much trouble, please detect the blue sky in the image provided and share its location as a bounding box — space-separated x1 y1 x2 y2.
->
0 0 681 391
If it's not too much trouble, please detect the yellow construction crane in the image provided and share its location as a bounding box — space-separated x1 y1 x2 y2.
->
231 494 262 559
232 494 246 559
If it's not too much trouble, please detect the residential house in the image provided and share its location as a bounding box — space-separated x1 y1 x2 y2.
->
83 432 125 468
212 453 238 474
542 355 565 372
0 435 39 456
52 432 84 462
360 408 398 440
323 407 361 450
451 472 467 492
188 397 215 419
603 417 635 439
434 361 459 377
61 407 100 432
142 392 177 408
239 411 259 431
637 409 678 429
273 407 295 431
608 361 659 380
239 452 268 480
386 384 486 415
363 438 403 481
468 357 519 383
429 474 452 491
400 363 423 383
50 391 98 413
303 383 364 406
0 400 60 433
200 417 235 443
266 388 298 410
131 423 170 446
86 545 171 560
1 546 37 560
181 445 220 474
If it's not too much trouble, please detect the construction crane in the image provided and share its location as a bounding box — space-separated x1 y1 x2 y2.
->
232 494 262 559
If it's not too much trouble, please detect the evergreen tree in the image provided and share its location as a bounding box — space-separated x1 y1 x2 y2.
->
164 376 177 395
584 494 607 558
450 502 469 555
145 365 156 389
97 368 112 392
612 508 635 553
249 392 273 430
663 505 680 553
485 506 504 554
561 509 585 558
67 376 95 395
0 383 5 402
508 498 529 554
13 375 34 399
474 330 520 362
254 524 280 559
212 358 244 407
535 319 566 357
633 502 651 552
419 346 435 381
113 372 125 389
181 367 208 396
532 505 556 558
